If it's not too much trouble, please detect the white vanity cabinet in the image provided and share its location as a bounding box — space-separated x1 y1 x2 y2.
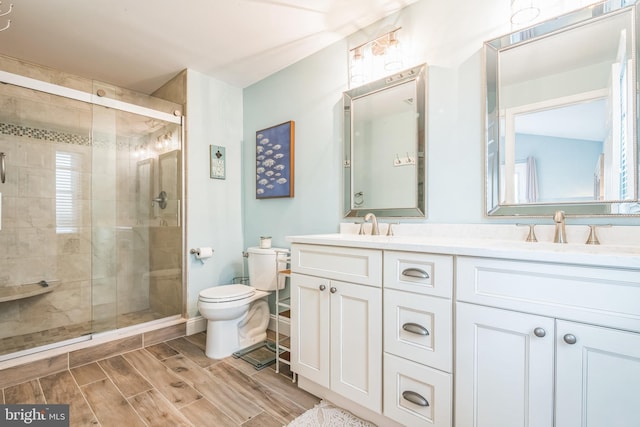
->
290 244 383 413
455 256 640 427
383 251 454 427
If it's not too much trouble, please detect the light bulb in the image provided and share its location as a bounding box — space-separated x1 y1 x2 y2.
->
511 0 540 25
350 48 365 85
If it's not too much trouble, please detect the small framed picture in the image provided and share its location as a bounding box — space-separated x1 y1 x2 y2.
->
256 121 294 199
210 145 225 180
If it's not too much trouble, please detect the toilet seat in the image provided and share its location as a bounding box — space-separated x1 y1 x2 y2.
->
199 284 255 303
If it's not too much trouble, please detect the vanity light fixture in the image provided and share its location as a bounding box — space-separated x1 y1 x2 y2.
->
383 30 403 71
0 2 12 32
350 47 365 85
348 28 404 87
510 0 540 26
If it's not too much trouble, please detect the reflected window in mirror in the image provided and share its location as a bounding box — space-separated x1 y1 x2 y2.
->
485 0 640 216
343 64 427 218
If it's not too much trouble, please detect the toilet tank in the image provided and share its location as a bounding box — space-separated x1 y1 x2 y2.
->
247 247 287 291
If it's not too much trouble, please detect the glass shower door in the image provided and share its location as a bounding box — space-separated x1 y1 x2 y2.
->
0 82 94 358
91 104 182 332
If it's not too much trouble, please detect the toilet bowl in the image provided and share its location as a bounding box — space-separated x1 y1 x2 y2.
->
197 247 287 359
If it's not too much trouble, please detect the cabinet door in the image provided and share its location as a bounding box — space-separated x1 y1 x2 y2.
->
330 280 382 413
291 273 330 388
456 302 554 427
556 320 640 427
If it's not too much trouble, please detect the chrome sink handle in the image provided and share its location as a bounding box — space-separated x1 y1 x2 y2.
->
516 223 538 242
1 152 5 183
585 224 611 245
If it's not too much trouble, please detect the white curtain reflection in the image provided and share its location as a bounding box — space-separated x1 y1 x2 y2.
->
526 156 539 203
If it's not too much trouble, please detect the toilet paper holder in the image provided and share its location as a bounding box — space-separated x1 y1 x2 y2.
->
190 247 214 264
190 248 214 256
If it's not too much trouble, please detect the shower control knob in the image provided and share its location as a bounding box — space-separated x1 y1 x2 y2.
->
319 284 326 291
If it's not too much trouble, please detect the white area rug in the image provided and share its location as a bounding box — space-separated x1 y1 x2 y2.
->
287 400 377 427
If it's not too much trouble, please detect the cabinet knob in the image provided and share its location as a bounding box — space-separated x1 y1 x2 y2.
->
403 322 430 336
402 390 430 407
330 287 337 293
563 334 577 345
533 327 546 338
319 284 326 291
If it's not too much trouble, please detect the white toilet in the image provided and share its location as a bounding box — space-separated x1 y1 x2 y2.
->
197 247 285 359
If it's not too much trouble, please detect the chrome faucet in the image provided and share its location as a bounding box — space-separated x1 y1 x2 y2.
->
364 212 380 235
553 210 567 243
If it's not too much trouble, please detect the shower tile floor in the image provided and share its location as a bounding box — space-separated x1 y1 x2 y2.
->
0 309 169 356
0 331 316 426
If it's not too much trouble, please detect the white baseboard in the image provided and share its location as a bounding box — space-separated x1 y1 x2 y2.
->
186 316 207 335
268 314 290 336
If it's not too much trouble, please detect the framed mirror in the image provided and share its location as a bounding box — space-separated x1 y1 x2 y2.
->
343 64 427 218
485 0 639 217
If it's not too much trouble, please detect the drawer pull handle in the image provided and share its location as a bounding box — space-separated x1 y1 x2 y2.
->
401 268 430 279
533 327 546 338
402 322 429 336
319 284 326 291
330 287 337 293
563 334 577 345
402 390 430 407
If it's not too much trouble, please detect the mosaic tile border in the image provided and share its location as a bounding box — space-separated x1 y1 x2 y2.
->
0 122 132 149
0 122 91 146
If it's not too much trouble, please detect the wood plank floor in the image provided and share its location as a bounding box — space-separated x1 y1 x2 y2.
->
0 332 319 426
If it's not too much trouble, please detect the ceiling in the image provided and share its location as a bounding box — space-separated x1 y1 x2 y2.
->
0 0 418 94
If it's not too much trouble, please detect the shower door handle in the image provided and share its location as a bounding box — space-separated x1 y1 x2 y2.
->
0 152 5 184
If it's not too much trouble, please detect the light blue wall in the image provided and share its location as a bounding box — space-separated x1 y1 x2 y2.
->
185 70 245 317
241 0 512 249
242 41 348 250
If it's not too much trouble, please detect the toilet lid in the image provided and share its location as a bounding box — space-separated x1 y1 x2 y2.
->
199 284 255 302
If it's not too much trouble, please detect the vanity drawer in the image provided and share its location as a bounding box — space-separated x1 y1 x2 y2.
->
383 251 453 298
457 256 640 332
384 289 452 372
383 352 452 427
291 244 382 287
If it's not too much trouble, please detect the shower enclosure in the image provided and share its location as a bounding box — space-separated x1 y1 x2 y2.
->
0 67 183 360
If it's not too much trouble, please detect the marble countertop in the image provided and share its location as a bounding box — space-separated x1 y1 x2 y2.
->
286 231 640 270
